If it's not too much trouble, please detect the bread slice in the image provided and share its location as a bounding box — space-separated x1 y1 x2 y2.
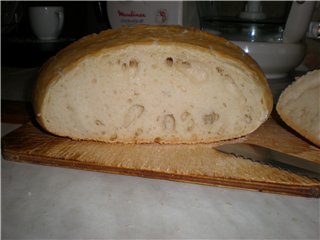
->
33 25 273 144
276 69 320 147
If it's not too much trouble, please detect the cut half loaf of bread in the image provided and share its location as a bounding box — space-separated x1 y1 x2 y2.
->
33 25 273 144
276 69 320 147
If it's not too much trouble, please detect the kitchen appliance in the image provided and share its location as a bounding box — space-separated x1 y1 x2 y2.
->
198 1 316 80
106 1 200 29
106 1 317 90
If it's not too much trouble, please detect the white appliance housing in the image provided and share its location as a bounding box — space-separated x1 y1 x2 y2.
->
107 1 199 29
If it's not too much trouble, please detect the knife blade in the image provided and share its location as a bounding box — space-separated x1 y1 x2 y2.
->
215 143 320 180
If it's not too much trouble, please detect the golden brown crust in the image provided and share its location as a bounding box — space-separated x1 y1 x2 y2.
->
33 24 273 132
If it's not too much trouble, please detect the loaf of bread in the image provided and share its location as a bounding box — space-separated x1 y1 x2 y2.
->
33 25 273 144
276 69 320 147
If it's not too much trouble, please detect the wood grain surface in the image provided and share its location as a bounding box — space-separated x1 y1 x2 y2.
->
2 117 320 198
245 117 320 163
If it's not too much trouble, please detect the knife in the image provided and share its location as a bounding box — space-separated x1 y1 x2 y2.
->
215 143 320 180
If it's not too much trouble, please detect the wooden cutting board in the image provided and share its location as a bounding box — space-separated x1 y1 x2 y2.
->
2 116 320 198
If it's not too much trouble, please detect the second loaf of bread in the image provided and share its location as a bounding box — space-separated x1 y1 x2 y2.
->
276 70 320 147
33 25 273 144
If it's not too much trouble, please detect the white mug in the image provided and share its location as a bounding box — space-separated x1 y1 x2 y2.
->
29 6 64 41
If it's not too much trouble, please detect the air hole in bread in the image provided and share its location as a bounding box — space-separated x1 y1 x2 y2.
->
180 111 191 121
134 128 143 137
95 119 104 126
216 66 224 75
129 59 139 67
109 134 117 141
123 104 145 128
180 111 195 131
203 112 219 125
181 61 191 67
163 114 176 131
166 57 173 66
244 114 252 124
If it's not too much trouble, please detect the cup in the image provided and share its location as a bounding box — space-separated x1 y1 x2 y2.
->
29 6 64 41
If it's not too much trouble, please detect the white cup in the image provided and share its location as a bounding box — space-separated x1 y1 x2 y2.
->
29 6 64 41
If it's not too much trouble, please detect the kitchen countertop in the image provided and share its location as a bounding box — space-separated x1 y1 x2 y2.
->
1 67 320 239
